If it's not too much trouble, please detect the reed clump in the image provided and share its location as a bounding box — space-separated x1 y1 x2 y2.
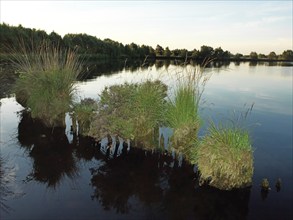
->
196 121 254 190
165 62 211 159
12 41 83 127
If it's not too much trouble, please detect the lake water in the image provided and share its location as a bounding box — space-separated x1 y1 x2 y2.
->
1 61 292 220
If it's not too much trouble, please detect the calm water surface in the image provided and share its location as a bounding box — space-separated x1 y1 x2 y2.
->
0 61 292 220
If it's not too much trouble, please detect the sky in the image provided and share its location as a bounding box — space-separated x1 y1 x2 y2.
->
0 0 292 55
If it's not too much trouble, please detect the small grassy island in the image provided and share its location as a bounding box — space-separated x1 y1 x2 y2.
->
11 41 254 191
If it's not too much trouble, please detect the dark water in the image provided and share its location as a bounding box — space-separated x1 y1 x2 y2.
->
0 61 292 219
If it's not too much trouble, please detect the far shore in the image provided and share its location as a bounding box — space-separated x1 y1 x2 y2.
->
1 53 292 63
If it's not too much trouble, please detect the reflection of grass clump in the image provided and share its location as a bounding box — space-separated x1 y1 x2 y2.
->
196 122 254 190
13 41 83 127
88 80 167 146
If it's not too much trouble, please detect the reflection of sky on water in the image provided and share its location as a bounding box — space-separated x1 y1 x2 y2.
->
0 98 23 146
75 67 164 101
76 62 292 116
203 63 292 116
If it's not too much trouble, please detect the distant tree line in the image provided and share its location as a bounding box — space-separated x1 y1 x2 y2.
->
1 23 292 61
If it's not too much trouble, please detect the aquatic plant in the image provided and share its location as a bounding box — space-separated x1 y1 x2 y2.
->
88 80 167 147
89 82 137 140
12 40 83 127
165 84 200 155
260 178 270 192
133 80 167 137
165 60 212 158
196 121 254 190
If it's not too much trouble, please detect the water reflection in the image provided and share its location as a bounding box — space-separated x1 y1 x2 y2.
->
1 60 291 218
83 59 154 80
192 187 251 220
18 111 79 188
89 146 251 219
0 156 14 213
90 147 190 214
81 59 239 81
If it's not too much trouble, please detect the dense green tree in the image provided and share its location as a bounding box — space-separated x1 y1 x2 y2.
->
179 49 188 58
171 49 180 57
281 50 293 60
198 45 214 59
249 52 258 60
234 53 243 60
258 54 266 59
213 47 231 60
214 47 224 58
148 46 156 58
126 43 137 57
140 44 150 57
0 23 291 61
155 44 164 56
191 49 199 58
49 31 63 46
163 47 171 57
268 51 277 60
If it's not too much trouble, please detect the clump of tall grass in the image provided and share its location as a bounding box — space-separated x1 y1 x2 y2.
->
88 80 167 148
196 120 254 190
133 80 167 137
165 60 212 158
12 40 83 127
165 84 200 155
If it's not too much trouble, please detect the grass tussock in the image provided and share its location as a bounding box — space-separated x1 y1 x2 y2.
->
165 61 212 158
196 121 254 190
12 40 83 127
88 80 167 147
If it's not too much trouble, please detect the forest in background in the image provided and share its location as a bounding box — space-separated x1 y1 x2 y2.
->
0 23 292 61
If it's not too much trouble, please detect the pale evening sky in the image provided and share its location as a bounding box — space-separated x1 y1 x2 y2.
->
0 0 292 55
